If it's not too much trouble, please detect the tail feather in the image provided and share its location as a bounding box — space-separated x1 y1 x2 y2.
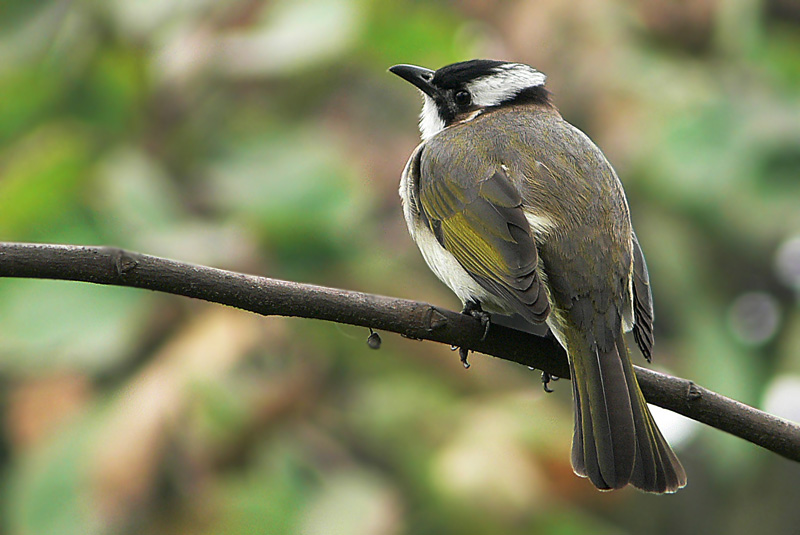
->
619 335 687 493
568 325 686 493
570 369 586 478
569 336 635 489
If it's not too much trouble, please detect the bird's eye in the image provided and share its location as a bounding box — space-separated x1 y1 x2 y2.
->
454 90 471 107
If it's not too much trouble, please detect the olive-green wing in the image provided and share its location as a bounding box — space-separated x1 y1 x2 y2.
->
418 164 550 323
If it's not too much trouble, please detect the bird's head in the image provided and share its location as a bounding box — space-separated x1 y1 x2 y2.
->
390 59 549 140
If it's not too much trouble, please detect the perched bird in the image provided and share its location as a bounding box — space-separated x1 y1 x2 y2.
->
390 59 686 493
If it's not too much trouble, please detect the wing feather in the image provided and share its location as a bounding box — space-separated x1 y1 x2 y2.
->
631 232 655 361
418 163 550 323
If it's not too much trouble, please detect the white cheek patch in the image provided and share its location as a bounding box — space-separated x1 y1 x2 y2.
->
419 95 445 140
467 65 546 108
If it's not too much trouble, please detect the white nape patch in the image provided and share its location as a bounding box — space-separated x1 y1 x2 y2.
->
467 64 546 108
419 95 445 140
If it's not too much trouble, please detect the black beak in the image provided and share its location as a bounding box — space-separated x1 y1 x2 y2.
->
389 64 436 98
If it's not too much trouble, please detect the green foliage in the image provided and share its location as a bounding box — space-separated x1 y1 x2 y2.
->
1 0 800 533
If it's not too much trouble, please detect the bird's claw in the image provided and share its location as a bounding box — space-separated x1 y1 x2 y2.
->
451 345 471 368
459 347 471 369
476 313 491 341
542 372 559 393
450 301 490 369
462 301 491 341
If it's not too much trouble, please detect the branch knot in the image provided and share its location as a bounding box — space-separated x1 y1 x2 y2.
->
425 307 448 332
686 381 702 402
113 250 139 277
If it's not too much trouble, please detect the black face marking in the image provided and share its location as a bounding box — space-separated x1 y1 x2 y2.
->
432 59 508 89
422 60 513 129
432 88 476 127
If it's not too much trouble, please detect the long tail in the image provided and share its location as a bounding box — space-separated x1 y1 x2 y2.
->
566 320 687 493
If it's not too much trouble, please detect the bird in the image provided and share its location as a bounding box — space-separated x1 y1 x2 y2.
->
389 59 686 493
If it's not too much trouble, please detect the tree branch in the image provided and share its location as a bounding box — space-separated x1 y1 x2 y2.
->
1 242 799 462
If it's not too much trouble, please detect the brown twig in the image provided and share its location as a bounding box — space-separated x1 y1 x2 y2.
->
1 241 799 462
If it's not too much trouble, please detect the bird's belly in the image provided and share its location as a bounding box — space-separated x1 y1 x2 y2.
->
412 222 514 315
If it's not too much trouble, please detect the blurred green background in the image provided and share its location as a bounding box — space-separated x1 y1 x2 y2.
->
1 0 800 533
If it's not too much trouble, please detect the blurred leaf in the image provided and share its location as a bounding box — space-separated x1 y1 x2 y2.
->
0 0 799 533
0 69 62 143
216 0 362 77
299 470 401 535
0 0 52 31
69 44 146 135
205 130 367 276
92 147 185 232
6 414 97 535
209 439 312 535
0 125 92 239
757 23 800 89
0 280 146 371
359 2 470 66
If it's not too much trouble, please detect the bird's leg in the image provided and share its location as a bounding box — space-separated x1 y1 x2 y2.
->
541 372 559 393
462 300 491 341
454 300 491 369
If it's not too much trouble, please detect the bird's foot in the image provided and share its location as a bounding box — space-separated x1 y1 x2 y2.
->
450 345 471 368
451 301 491 369
459 346 471 369
462 300 491 341
541 372 559 393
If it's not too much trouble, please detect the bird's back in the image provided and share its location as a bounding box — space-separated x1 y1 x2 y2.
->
423 105 634 320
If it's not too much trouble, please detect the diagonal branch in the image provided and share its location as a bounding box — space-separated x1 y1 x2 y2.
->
1 241 799 462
